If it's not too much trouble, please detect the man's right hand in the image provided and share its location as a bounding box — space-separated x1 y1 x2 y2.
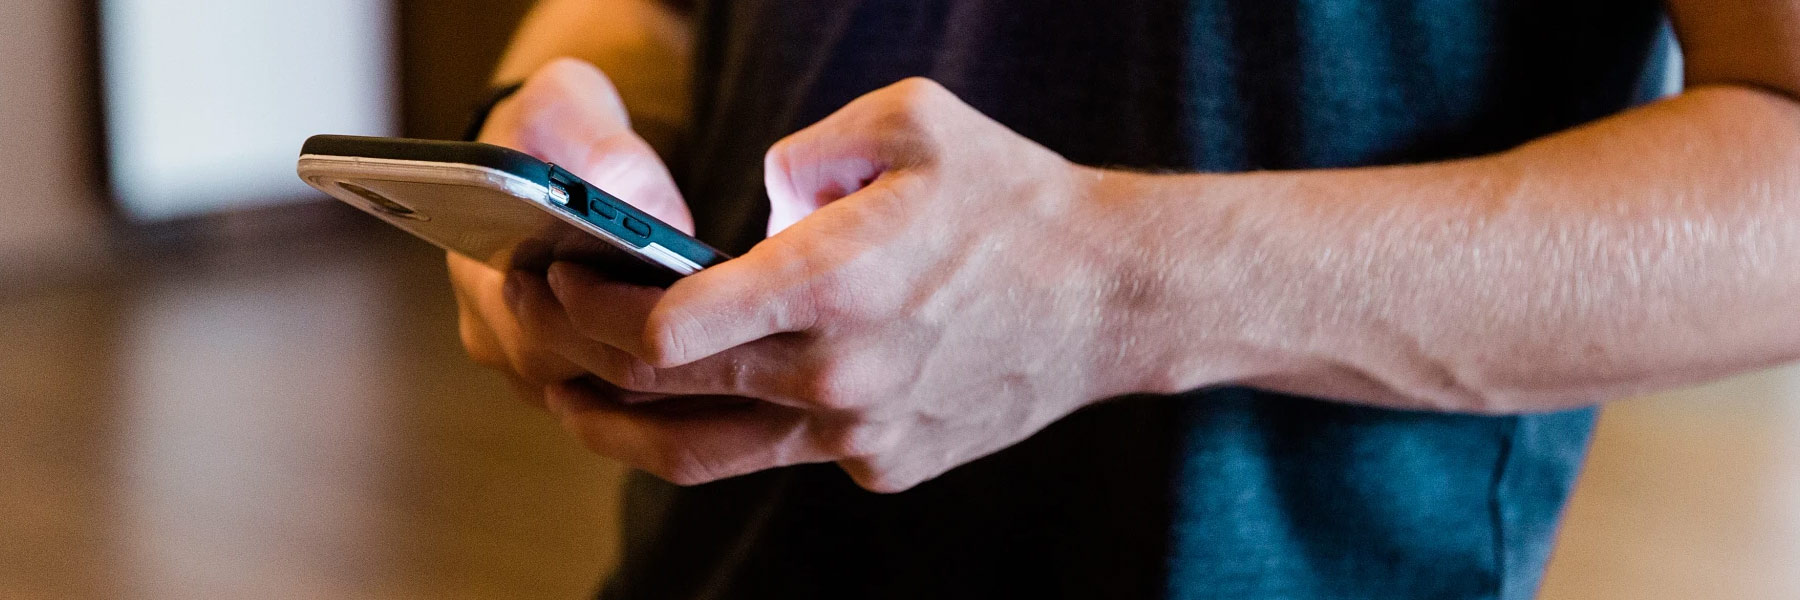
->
449 57 694 406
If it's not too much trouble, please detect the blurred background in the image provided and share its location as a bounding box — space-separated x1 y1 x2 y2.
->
0 0 1796 598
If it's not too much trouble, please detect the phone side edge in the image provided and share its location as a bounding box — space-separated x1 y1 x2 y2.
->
300 135 551 185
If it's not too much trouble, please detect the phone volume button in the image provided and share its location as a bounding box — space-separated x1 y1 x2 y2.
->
590 201 618 220
622 217 651 237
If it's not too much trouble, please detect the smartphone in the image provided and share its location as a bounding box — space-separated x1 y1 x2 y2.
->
296 135 728 287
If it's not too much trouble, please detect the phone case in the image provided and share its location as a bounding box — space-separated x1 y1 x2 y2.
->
297 135 729 287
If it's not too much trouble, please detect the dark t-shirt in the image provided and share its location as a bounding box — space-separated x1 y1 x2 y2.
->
604 1 1674 599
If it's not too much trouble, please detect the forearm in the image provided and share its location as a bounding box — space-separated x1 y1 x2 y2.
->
1109 85 1800 413
495 0 692 151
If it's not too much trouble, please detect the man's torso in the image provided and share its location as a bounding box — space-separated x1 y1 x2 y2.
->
605 1 1671 598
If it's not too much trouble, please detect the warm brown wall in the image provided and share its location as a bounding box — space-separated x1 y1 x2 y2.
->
398 0 538 140
0 0 107 283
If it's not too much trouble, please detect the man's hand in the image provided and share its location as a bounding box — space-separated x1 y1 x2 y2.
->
515 78 1180 492
451 57 694 405
488 0 1800 492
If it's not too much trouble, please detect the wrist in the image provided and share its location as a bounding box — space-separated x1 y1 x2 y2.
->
1076 168 1315 397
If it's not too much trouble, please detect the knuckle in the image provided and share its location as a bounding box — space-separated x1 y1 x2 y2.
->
818 423 893 459
609 356 660 393
892 77 948 112
786 260 854 327
538 56 589 78
809 289 881 339
763 134 799 170
512 69 602 122
720 356 756 395
856 79 936 136
890 76 948 104
862 478 911 494
536 57 608 92
514 74 563 112
863 80 953 163
843 460 917 494
762 136 807 194
872 100 927 136
491 61 613 144
654 447 721 487
802 360 865 410
797 280 841 327
509 91 563 139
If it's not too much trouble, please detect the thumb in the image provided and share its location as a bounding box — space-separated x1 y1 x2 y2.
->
761 78 956 237
489 58 695 233
561 133 695 235
762 126 888 237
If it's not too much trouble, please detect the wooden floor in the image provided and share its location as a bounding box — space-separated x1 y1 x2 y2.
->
3 216 1797 599
1538 371 1800 599
0 223 624 599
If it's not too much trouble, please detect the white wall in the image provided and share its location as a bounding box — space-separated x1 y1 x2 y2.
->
99 0 398 220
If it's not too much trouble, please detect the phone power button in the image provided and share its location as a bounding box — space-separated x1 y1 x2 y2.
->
622 216 651 238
